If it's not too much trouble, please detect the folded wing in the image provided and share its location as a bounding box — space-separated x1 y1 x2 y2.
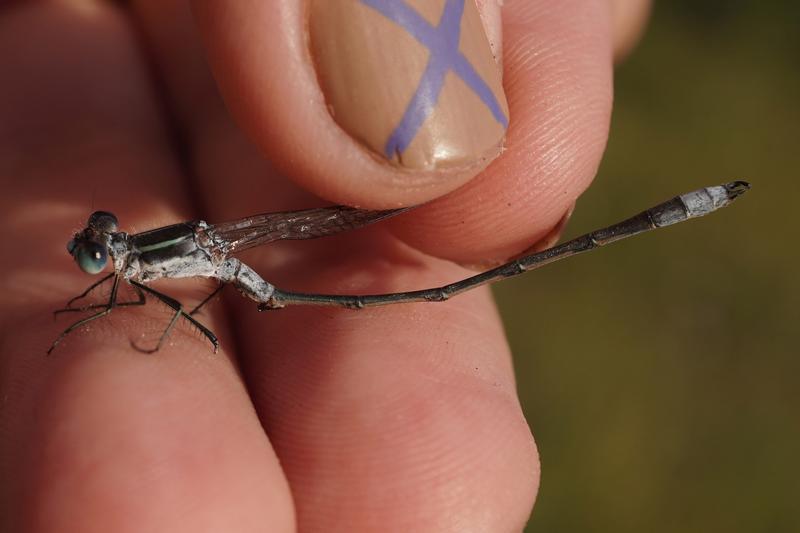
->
208 205 408 254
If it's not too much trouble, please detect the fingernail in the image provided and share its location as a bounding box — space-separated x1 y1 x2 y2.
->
309 0 509 171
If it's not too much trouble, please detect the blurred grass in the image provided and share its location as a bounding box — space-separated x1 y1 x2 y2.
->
496 2 799 532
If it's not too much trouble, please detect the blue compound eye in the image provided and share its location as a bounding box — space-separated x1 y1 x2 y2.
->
87 211 118 233
66 238 77 255
74 241 108 274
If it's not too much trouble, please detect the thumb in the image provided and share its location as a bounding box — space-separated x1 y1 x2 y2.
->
191 0 508 208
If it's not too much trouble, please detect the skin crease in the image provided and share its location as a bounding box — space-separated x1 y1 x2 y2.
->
0 1 648 532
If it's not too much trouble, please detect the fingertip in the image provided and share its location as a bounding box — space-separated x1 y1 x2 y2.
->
190 0 509 208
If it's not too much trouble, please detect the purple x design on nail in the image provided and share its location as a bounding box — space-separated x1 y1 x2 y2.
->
360 0 508 159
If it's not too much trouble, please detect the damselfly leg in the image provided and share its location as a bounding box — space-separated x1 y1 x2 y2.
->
189 283 225 316
129 281 219 354
54 276 146 316
58 272 116 310
48 274 124 354
51 277 218 354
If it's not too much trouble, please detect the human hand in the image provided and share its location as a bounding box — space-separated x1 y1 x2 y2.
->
0 1 649 530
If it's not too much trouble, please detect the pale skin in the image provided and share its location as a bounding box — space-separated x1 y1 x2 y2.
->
0 1 649 531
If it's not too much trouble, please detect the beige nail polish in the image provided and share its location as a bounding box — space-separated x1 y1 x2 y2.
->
309 0 509 171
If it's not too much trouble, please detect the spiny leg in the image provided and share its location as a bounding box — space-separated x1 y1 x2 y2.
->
54 282 146 315
55 272 115 313
130 308 182 354
129 281 219 353
48 274 122 354
257 182 750 311
189 282 224 316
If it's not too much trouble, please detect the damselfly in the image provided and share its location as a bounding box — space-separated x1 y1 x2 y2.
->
50 181 750 354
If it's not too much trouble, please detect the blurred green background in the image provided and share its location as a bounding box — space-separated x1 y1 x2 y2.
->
495 2 799 532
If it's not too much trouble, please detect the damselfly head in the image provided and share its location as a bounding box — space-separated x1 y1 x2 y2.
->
67 211 118 275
